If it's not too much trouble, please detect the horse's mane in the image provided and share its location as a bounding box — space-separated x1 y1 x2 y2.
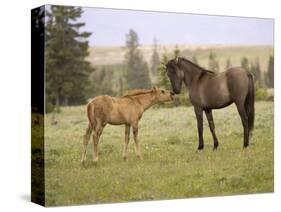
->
122 89 153 97
180 57 215 74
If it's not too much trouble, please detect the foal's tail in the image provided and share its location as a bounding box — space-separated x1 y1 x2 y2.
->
246 73 255 134
87 102 95 129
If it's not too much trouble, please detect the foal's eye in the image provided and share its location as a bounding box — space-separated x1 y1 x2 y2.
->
161 90 165 93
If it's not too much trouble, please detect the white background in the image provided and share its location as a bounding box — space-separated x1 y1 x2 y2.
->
0 0 279 211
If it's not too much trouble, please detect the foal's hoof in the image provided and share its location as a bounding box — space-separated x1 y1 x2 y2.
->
80 160 86 167
137 155 142 160
123 156 128 161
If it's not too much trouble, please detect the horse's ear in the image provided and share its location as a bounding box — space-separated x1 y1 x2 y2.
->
152 86 157 92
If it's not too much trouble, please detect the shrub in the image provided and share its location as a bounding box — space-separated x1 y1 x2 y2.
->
255 87 268 101
46 103 61 113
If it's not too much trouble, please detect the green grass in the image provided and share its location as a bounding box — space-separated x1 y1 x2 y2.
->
44 101 273 206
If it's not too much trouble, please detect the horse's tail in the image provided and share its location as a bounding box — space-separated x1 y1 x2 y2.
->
87 102 95 130
246 73 255 134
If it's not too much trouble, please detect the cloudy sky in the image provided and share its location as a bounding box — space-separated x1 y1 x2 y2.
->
80 7 274 46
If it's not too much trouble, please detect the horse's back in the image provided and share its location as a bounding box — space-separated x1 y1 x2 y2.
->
225 67 250 101
89 95 142 125
87 96 114 123
197 67 249 108
90 95 113 108
199 72 232 108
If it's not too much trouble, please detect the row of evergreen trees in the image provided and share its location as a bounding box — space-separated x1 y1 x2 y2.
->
240 56 274 88
45 6 274 112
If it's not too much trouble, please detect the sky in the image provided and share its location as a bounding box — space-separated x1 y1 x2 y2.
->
80 7 274 46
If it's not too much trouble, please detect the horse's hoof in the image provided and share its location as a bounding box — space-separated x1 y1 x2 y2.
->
243 144 249 149
123 156 128 161
213 143 219 150
80 160 85 166
197 145 204 150
93 158 99 163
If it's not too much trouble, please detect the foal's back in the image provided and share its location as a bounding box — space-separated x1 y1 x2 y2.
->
89 95 142 125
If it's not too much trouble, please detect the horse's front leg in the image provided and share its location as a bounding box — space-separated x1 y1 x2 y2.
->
194 107 204 150
93 123 104 163
205 109 219 150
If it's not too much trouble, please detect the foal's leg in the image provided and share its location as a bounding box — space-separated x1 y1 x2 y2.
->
132 123 141 160
81 124 92 164
194 107 204 150
122 124 131 161
235 102 249 148
93 123 104 162
205 109 219 150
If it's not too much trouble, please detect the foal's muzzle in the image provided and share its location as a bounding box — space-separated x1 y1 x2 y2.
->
170 91 175 100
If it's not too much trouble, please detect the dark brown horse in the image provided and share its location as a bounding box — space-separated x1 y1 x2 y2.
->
166 57 255 150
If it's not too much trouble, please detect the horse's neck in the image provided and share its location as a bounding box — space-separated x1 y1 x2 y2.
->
134 94 156 110
181 62 202 89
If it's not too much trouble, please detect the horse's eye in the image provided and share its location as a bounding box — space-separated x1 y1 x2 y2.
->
161 90 165 93
168 69 175 74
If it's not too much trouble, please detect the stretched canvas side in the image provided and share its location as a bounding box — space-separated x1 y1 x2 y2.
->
31 5 46 206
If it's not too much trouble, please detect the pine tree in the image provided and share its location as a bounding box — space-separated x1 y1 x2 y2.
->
225 57 232 69
150 37 160 76
157 49 170 89
266 55 274 88
208 50 220 72
46 6 92 107
174 45 180 58
250 57 262 85
241 57 250 72
125 29 151 89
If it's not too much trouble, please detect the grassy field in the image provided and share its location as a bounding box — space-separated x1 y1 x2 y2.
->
44 101 273 206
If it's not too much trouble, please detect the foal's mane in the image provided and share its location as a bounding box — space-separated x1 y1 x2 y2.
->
179 57 215 74
122 89 153 97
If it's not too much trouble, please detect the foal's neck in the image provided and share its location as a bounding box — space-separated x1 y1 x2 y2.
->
134 94 156 111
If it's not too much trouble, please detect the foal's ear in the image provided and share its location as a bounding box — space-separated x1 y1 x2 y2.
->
161 62 167 68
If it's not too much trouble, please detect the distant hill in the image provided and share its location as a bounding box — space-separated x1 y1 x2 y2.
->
87 44 273 72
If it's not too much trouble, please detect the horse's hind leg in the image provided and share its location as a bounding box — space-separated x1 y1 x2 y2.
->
194 107 204 150
132 123 141 160
235 102 249 148
122 124 131 161
92 122 104 162
205 109 219 150
81 124 92 165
